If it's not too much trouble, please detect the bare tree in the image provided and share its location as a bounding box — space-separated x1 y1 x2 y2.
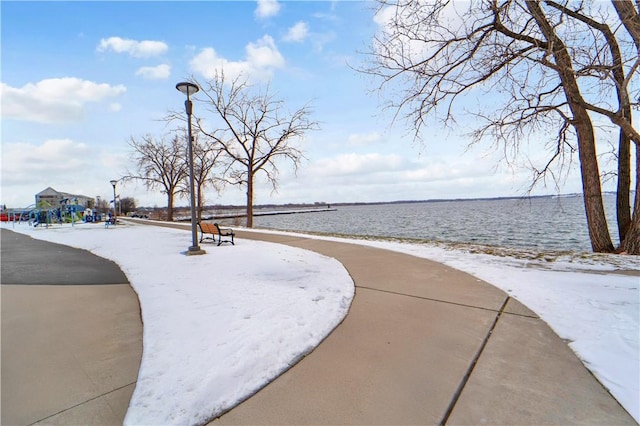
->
95 198 110 215
175 131 223 222
361 0 639 253
611 0 640 254
125 134 188 222
119 197 137 215
542 0 639 253
193 73 319 227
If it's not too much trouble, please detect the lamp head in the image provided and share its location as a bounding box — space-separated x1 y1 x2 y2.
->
176 82 200 97
110 179 118 187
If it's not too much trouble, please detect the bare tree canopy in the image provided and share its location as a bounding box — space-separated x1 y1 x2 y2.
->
119 196 137 215
361 0 639 254
125 134 188 222
175 131 223 222
193 72 319 227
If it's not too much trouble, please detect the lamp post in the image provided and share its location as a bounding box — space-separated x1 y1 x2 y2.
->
110 179 118 224
176 81 206 255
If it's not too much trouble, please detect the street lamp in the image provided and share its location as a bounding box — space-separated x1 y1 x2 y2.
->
176 81 206 255
110 179 118 224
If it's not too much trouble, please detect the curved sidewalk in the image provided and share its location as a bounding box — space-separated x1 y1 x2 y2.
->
1 228 143 425
210 228 634 425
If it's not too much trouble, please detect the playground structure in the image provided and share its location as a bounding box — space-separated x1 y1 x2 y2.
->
1 199 106 228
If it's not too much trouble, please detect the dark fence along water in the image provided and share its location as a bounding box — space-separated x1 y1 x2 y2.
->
244 194 621 252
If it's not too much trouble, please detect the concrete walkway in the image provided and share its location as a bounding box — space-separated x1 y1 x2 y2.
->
211 229 635 425
1 229 143 425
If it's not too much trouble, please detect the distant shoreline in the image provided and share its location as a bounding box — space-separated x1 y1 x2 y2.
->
173 192 595 212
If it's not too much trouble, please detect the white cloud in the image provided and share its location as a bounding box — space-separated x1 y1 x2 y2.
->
400 162 472 182
1 139 92 185
136 64 171 80
255 0 280 19
283 22 309 42
1 78 126 123
190 35 284 82
347 131 382 146
1 139 133 207
311 153 406 177
263 152 537 204
312 11 339 22
372 3 471 63
246 35 285 68
310 31 337 53
97 36 168 58
307 152 509 187
372 5 395 28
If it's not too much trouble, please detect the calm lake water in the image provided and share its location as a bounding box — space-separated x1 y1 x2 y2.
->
243 194 623 252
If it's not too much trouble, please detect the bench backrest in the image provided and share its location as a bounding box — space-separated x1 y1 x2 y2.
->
199 222 220 235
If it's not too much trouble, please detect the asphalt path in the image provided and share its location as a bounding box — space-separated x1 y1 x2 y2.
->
1 228 128 285
1 228 142 425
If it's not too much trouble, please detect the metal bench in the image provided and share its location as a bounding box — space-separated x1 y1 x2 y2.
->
198 222 235 246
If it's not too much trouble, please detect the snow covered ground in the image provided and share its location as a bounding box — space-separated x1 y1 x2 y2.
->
2 221 638 423
2 221 354 425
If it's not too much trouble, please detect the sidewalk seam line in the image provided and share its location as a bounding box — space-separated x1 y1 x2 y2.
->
438 296 510 426
28 381 137 426
357 284 508 314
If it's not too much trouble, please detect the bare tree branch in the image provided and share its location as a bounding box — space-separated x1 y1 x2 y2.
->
125 134 188 221
188 71 319 227
360 0 640 252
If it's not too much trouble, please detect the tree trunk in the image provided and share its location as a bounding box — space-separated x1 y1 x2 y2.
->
574 111 615 252
526 1 614 253
197 184 203 223
167 192 174 222
612 0 640 49
621 214 640 254
246 170 254 228
621 148 640 254
617 131 632 241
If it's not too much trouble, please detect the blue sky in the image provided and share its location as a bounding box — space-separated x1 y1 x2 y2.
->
1 0 604 209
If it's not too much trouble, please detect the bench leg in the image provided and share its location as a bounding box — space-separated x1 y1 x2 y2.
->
200 234 215 243
217 233 234 246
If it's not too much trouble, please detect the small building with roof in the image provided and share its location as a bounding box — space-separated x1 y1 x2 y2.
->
35 187 92 209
